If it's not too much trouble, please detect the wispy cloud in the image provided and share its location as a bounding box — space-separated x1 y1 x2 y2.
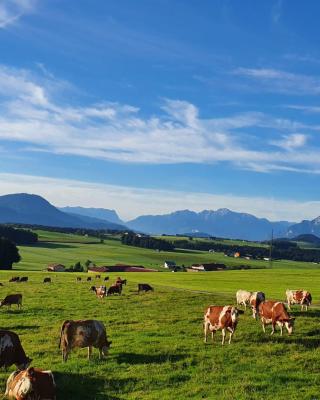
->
0 65 319 174
0 0 36 28
1 172 319 222
270 133 308 151
234 67 320 95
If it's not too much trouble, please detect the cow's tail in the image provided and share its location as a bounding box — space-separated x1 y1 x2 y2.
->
58 320 70 349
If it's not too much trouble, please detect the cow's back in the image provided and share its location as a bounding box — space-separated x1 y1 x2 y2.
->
62 320 106 349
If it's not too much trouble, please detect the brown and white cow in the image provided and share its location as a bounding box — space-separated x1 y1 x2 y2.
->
236 290 252 310
259 300 295 336
90 286 107 299
0 330 32 370
249 291 265 319
204 306 241 345
5 367 56 400
286 289 312 311
0 294 22 309
59 319 112 362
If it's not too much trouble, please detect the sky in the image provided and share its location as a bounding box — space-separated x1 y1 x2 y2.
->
0 0 320 221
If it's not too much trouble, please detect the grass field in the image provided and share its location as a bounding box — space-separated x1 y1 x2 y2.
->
1 231 319 399
15 231 320 271
0 270 319 399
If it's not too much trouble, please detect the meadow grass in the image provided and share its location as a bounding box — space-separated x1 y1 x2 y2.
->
0 270 319 399
2 231 320 399
16 230 319 271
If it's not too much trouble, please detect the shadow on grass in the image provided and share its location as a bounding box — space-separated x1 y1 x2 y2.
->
31 242 78 249
250 332 320 348
291 309 320 318
54 372 135 400
116 352 187 365
0 324 39 330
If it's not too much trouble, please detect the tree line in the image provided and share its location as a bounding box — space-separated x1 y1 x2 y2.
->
171 239 320 263
121 233 174 251
0 225 38 244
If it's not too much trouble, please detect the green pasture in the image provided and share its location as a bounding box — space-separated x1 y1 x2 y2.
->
0 270 319 399
15 230 319 271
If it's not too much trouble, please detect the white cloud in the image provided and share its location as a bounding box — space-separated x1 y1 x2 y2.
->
270 133 308 151
0 173 319 222
0 0 36 28
234 67 320 95
0 65 319 173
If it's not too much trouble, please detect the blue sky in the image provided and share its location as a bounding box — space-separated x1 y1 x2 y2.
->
0 0 320 221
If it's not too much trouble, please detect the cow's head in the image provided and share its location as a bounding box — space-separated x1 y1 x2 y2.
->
284 318 295 335
102 340 112 356
16 356 32 370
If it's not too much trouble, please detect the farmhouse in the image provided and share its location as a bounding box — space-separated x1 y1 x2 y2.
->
190 263 226 271
46 263 66 272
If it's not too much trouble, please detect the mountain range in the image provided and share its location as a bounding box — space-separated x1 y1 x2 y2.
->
0 193 319 241
0 193 125 230
126 209 292 241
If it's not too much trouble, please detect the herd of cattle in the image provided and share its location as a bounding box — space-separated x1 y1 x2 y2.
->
204 289 312 345
0 277 313 399
0 275 154 399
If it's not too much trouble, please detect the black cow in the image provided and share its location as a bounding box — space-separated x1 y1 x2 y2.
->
107 284 122 296
87 277 92 282
43 278 51 283
104 277 109 282
0 330 32 369
19 277 28 283
76 277 82 282
138 284 154 293
9 277 19 283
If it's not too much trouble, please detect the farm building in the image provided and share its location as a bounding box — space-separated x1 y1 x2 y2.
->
46 263 66 272
190 263 226 272
164 261 176 269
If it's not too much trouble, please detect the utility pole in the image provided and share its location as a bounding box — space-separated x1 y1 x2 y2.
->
269 229 273 269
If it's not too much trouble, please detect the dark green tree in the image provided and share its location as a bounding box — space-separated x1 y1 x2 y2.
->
0 237 21 270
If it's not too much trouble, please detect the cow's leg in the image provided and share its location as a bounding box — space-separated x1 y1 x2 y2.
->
221 328 226 345
211 330 216 342
204 322 209 343
62 349 69 362
271 322 276 335
262 321 266 333
287 301 291 311
244 302 246 311
279 324 283 336
87 346 92 360
228 327 234 344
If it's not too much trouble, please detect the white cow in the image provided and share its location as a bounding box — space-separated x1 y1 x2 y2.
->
236 290 252 310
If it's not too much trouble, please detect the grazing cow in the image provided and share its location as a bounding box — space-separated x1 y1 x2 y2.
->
249 291 266 319
19 277 28 283
0 330 32 369
59 319 112 361
76 277 82 282
0 294 22 309
115 277 127 286
95 275 101 279
104 277 109 282
9 277 19 283
286 289 312 311
107 283 122 296
5 367 56 400
236 290 252 310
0 283 4 286
87 277 92 282
90 286 107 299
138 283 154 293
259 300 295 336
204 306 241 345
43 277 51 283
